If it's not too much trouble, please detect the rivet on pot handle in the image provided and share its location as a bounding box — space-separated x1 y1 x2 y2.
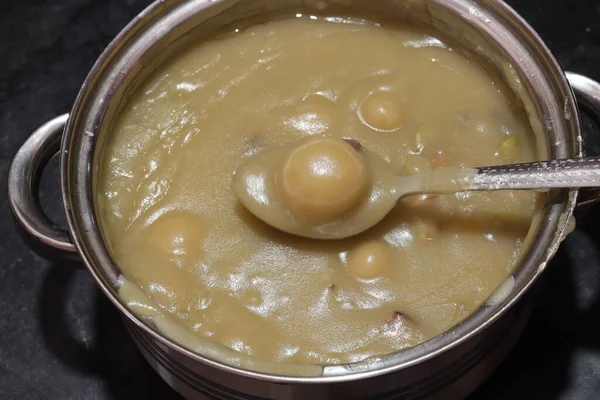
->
8 114 79 263
566 72 600 212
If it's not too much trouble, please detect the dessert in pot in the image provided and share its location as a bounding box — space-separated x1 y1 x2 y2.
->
98 15 538 365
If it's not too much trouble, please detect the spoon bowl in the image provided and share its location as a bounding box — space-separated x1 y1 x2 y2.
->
232 139 401 239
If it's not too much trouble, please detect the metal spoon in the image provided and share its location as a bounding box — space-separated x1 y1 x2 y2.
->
233 139 600 240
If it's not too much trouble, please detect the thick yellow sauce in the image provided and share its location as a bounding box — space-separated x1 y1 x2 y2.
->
99 16 537 365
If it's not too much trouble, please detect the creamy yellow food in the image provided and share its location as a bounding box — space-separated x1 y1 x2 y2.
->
99 16 538 365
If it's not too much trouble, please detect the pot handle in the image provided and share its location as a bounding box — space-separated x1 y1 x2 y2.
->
8 114 79 263
566 72 600 211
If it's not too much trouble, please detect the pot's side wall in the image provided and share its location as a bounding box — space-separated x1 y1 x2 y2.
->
125 289 536 400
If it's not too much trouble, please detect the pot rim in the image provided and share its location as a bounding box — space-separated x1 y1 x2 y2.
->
60 0 581 384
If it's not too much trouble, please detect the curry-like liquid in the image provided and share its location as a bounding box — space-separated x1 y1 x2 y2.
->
99 16 537 364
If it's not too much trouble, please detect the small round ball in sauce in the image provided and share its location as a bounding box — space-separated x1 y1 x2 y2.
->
129 256 198 310
295 94 339 133
143 211 208 262
276 137 370 222
346 240 392 279
359 91 404 131
125 212 207 309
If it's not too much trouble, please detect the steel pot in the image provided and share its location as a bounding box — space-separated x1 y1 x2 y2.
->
8 0 600 399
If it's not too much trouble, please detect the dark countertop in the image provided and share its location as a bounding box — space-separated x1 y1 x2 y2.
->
1 1 600 399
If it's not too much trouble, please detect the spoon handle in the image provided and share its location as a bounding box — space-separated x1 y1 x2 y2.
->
472 157 600 190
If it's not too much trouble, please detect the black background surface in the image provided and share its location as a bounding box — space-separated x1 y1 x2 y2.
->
1 1 600 399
